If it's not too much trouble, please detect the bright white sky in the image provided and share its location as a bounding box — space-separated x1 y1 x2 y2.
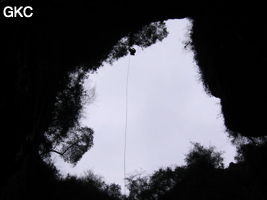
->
54 18 236 194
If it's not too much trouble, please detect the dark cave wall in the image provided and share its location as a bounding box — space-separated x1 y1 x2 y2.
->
1 0 267 193
189 3 267 137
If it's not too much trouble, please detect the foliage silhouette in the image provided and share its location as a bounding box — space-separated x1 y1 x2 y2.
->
104 21 168 65
38 68 95 165
124 141 267 200
125 143 225 200
41 127 94 165
2 158 123 200
185 142 224 170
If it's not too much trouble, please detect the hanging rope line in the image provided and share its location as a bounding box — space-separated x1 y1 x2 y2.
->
124 29 136 196
124 52 131 196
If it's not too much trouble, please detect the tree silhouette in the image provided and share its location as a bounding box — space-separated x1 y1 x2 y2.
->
124 141 267 200
104 21 168 65
40 127 94 165
126 171 150 200
185 142 224 170
36 67 96 165
126 143 225 200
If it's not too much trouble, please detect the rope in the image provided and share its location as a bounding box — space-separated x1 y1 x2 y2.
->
124 54 131 196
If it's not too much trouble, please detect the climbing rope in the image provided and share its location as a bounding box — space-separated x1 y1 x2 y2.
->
124 51 131 196
123 28 137 196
